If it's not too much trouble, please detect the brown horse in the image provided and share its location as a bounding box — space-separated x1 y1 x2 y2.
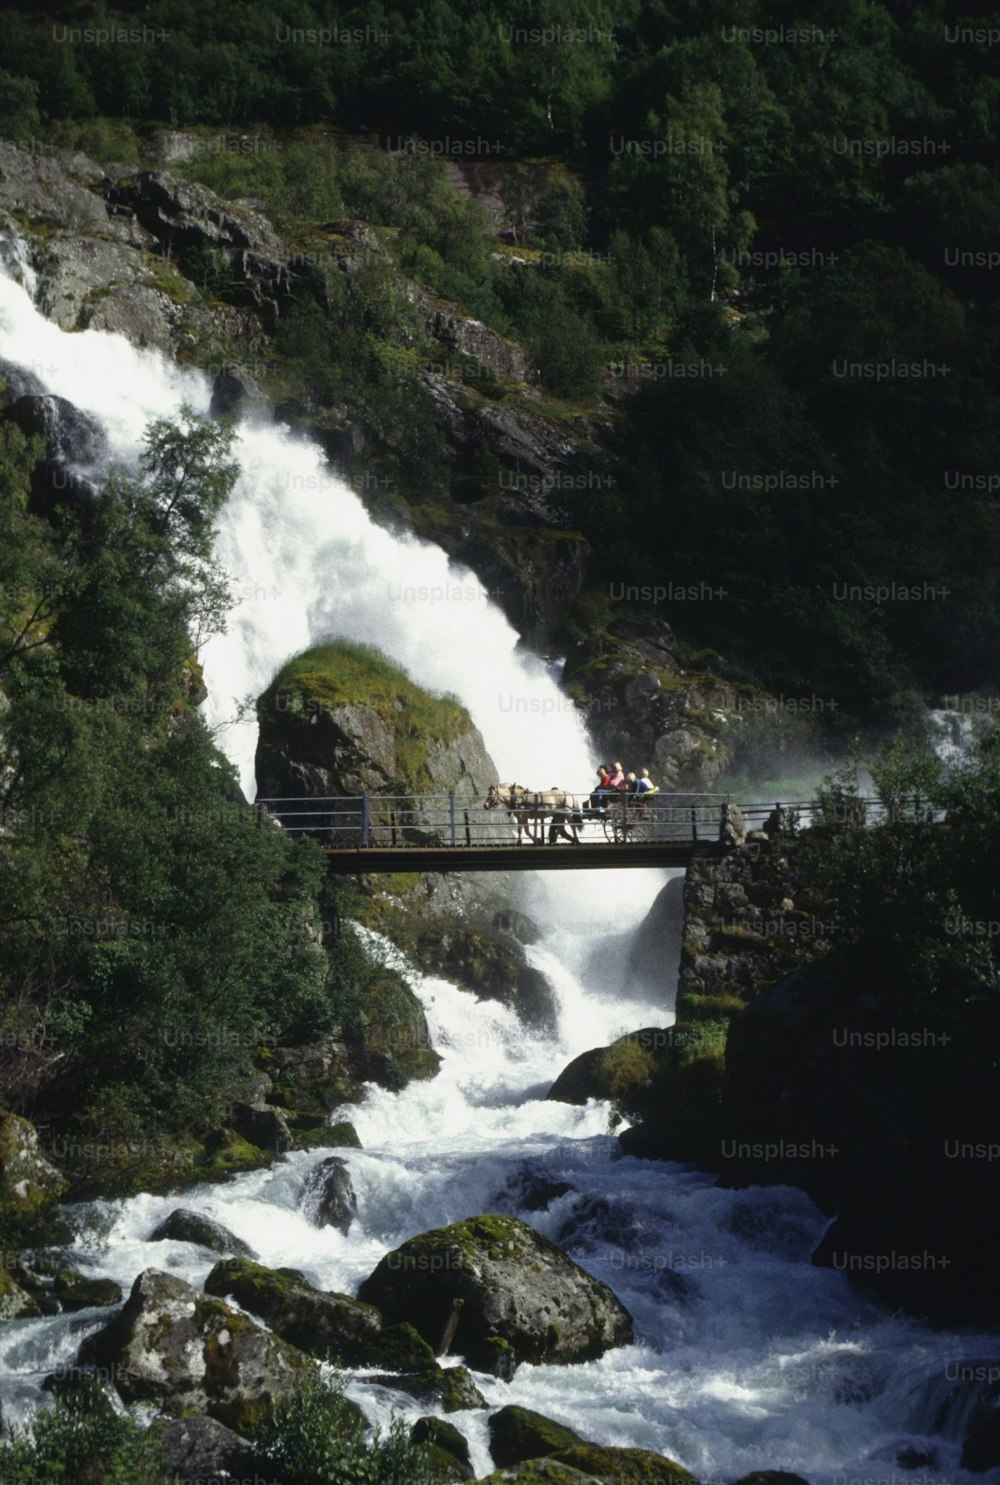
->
484 783 584 844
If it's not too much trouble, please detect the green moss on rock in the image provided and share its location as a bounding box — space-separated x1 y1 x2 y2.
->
358 1214 633 1370
488 1405 585 1467
258 639 470 794
412 1414 474 1481
204 1258 381 1363
551 1444 698 1484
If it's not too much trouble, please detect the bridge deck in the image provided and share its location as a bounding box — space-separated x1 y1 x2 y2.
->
322 841 715 872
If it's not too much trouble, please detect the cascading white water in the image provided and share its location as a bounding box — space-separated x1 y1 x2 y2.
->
2 248 998 1485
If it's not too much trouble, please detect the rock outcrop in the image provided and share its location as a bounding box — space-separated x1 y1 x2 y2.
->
78 1267 321 1433
301 1155 358 1233
488 1405 586 1468
563 616 736 790
358 1214 633 1373
412 918 558 1029
412 1414 476 1480
473 1444 698 1483
254 639 497 817
546 1028 671 1115
204 1258 381 1363
0 1112 68 1224
618 832 840 1165
148 1208 257 1258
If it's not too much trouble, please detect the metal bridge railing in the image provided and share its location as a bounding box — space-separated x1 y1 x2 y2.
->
252 791 942 849
254 791 738 848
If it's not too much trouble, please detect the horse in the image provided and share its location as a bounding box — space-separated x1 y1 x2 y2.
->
484 783 585 844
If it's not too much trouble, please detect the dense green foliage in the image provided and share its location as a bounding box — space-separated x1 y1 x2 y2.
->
0 408 372 1196
816 730 1000 1018
0 1387 164 1485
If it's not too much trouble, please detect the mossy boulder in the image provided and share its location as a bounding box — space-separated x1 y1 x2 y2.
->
292 1119 363 1151
367 1321 437 1370
255 638 497 811
549 1446 697 1484
204 1258 381 1363
358 1214 633 1371
473 1444 699 1484
78 1267 324 1434
472 1465 595 1484
412 1415 476 1481
617 1020 728 1165
488 1405 585 1467
413 918 558 1028
370 1362 486 1412
201 1127 274 1180
546 1028 670 1117
0 1263 42 1320
0 1112 68 1222
149 1208 257 1258
51 1269 123 1310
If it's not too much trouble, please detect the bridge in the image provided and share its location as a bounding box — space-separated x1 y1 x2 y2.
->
253 791 921 873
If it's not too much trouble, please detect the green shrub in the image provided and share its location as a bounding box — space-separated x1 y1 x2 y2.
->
0 1387 164 1485
257 1375 437 1485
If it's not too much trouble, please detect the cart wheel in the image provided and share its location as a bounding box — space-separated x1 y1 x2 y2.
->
602 809 618 843
630 808 653 843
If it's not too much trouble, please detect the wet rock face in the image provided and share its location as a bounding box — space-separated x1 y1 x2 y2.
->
677 834 837 1021
302 1155 358 1233
78 1267 318 1433
0 1111 68 1218
204 1258 381 1363
148 1208 257 1259
563 615 735 790
5 391 106 516
487 1404 585 1467
626 876 685 1010
412 919 558 1029
357 1214 634 1371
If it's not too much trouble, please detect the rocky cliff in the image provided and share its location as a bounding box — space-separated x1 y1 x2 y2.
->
0 139 750 785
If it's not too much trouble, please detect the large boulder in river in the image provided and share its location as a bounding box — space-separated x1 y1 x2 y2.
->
254 639 498 832
78 1268 321 1433
205 1258 381 1362
475 1444 698 1483
488 1404 586 1467
358 1215 633 1371
157 1415 280 1485
547 1028 671 1119
302 1155 358 1232
149 1208 257 1258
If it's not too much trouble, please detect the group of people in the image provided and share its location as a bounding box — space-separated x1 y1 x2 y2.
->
589 761 658 811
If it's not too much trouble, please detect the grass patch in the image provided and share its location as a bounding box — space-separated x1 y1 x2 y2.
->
261 639 469 793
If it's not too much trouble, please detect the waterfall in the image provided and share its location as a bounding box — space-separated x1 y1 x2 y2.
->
0 239 598 800
1 246 996 1485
